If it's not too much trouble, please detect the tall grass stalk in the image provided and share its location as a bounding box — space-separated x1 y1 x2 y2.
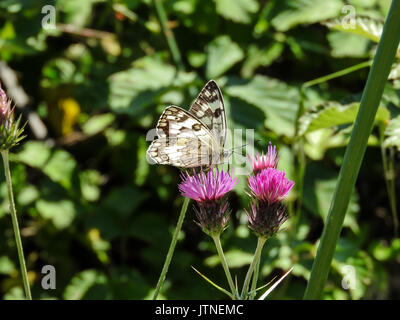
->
153 0 184 71
153 197 189 299
1 150 32 300
304 0 400 299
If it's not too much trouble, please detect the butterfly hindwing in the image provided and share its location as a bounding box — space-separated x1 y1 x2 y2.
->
189 80 226 146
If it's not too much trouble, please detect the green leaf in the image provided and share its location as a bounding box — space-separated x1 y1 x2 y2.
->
64 270 109 300
322 15 384 43
11 141 51 168
327 31 370 58
108 56 176 115
17 185 39 206
102 186 148 219
36 199 76 230
0 256 15 274
57 0 101 28
82 113 116 136
241 43 284 78
42 150 77 189
225 76 300 137
384 115 400 148
80 170 103 202
214 0 259 24
303 163 359 231
191 266 233 298
12 141 77 189
205 249 253 268
298 102 390 135
206 36 244 78
270 0 343 32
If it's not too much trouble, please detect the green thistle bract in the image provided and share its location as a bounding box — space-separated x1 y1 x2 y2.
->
0 85 26 151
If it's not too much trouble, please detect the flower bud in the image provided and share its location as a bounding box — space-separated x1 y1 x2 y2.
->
0 85 26 151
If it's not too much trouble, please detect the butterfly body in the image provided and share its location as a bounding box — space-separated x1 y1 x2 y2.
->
147 80 228 168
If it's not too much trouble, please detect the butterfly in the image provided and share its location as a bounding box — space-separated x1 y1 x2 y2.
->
147 80 230 168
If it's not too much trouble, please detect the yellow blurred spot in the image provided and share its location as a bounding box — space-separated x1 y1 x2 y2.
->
101 35 121 56
27 271 36 284
58 97 81 136
88 228 101 242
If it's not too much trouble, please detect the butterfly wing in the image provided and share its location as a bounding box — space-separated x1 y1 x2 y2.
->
188 80 227 147
147 106 221 167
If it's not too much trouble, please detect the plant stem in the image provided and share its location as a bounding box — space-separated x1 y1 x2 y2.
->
153 197 190 300
302 60 372 89
249 241 264 300
241 237 266 300
153 0 184 71
212 235 237 300
380 126 398 237
1 150 32 300
303 0 400 300
388 148 398 236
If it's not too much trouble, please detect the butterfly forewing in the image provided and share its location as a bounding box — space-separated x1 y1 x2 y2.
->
189 80 227 147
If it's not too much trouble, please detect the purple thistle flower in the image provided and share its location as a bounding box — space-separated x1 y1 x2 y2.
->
179 168 237 237
248 168 294 203
179 169 237 202
246 168 294 239
248 142 278 174
0 85 13 127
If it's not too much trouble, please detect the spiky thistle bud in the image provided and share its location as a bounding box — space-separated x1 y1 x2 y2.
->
0 85 26 151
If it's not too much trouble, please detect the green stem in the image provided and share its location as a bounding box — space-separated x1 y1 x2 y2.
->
380 127 398 237
249 243 263 300
1 150 32 300
302 60 372 89
241 237 266 300
212 235 237 300
153 0 184 71
388 148 398 236
304 0 400 300
153 197 190 299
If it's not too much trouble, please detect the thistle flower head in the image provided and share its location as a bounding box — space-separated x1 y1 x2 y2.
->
179 168 237 237
248 168 294 203
0 84 25 151
246 167 294 239
179 168 237 202
249 142 278 174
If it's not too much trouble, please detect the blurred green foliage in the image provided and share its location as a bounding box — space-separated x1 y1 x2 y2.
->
0 0 399 300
